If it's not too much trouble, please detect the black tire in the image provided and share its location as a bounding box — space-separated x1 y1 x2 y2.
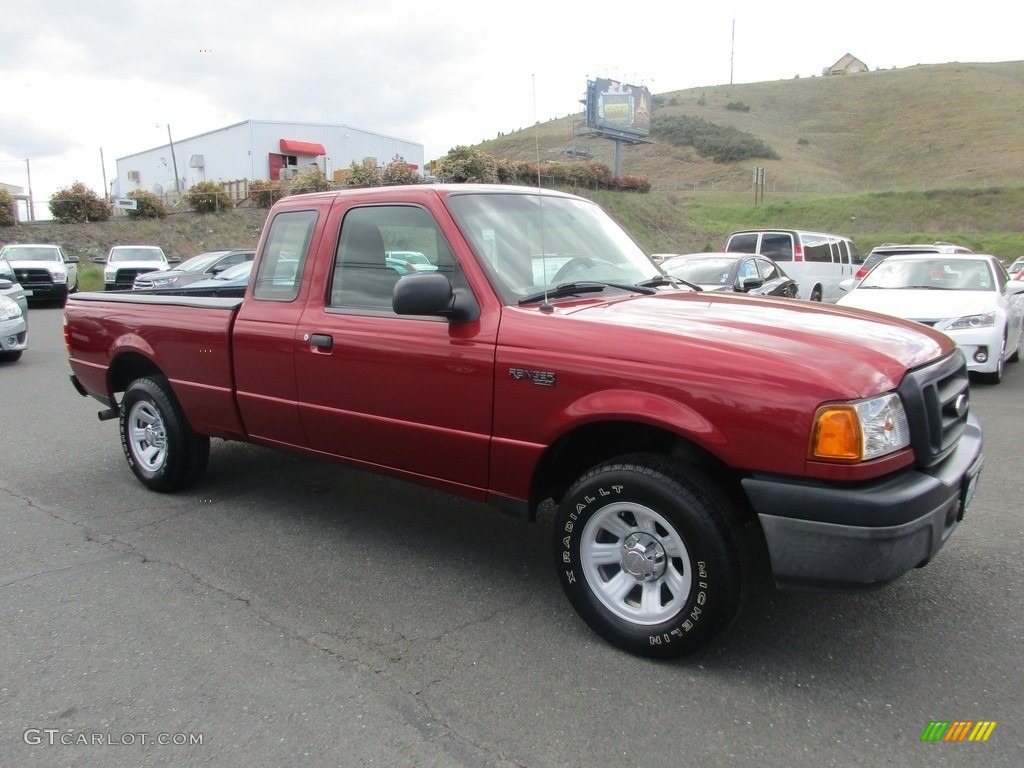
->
119 376 210 492
808 286 823 302
0 350 22 362
555 455 745 658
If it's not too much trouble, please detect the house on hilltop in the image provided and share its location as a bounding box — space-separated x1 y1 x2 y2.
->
823 54 869 75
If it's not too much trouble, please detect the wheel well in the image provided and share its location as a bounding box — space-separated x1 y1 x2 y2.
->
530 421 748 521
109 352 164 398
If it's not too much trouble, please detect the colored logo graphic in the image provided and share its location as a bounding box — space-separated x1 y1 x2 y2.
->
920 721 997 742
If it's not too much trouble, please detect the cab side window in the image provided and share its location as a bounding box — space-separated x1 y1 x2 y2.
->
329 205 458 312
253 209 317 302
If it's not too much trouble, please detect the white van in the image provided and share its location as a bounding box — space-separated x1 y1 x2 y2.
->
725 229 860 302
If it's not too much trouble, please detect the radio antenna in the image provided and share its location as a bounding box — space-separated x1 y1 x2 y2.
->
533 74 553 314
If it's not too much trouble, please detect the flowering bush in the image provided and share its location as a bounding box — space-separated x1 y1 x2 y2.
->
287 168 332 196
248 179 285 207
48 181 110 223
187 181 233 213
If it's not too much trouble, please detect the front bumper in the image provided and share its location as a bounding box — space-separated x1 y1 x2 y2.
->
0 316 29 353
945 327 1003 374
742 414 984 592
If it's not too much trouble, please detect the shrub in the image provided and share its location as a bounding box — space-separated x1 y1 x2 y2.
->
725 101 751 112
287 168 332 196
248 179 285 207
381 155 420 186
434 146 498 183
652 114 779 163
126 189 166 218
0 189 14 226
344 158 382 188
186 181 233 213
48 181 110 223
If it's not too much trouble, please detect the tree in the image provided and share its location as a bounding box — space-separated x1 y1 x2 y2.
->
48 181 110 223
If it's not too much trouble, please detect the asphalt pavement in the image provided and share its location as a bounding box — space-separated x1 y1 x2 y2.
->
1 305 1021 767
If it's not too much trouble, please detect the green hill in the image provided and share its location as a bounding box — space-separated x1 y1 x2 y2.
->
4 61 1023 268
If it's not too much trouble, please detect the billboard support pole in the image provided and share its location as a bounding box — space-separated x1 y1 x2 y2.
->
613 140 623 178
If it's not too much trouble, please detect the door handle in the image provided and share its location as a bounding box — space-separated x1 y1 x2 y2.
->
309 333 333 351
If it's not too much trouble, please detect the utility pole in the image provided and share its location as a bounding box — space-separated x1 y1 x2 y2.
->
25 158 35 221
730 17 735 85
100 147 109 202
167 124 182 197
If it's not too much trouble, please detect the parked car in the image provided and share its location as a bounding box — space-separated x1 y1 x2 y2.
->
0 294 28 362
97 245 173 291
837 253 1024 383
184 260 254 295
0 256 30 314
660 252 798 297
385 250 438 273
1007 257 1024 280
0 243 79 305
841 242 974 293
724 229 860 302
133 249 255 290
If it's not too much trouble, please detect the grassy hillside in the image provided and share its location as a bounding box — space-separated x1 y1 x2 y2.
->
4 62 1023 271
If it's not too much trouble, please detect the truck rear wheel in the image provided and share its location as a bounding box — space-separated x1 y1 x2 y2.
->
555 455 744 658
120 376 210 492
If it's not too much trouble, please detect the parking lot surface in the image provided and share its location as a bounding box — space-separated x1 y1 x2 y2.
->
1 306 1021 767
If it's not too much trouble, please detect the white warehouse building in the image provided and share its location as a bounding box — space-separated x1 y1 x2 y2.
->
113 119 425 199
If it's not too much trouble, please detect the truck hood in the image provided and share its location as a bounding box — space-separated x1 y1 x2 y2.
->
555 291 954 398
107 261 168 269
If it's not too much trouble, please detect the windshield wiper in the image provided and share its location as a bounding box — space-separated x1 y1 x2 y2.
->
638 275 702 291
518 281 655 306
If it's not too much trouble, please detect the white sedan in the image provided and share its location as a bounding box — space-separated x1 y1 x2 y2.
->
837 253 1024 384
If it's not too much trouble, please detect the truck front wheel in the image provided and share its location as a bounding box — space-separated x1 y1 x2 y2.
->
555 455 744 658
120 376 210 492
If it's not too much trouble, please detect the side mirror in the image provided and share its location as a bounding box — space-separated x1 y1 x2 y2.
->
92 255 106 264
838 278 855 293
738 276 764 293
1005 279 1024 296
66 255 80 263
0 278 12 290
168 256 181 264
393 273 478 322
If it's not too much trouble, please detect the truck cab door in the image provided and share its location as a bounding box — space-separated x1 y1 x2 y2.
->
294 204 496 496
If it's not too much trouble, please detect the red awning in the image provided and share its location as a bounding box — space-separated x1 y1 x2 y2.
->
279 139 326 155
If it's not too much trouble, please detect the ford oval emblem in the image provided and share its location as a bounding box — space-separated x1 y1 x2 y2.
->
954 393 969 417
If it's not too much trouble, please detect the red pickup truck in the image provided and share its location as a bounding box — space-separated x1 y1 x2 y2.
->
65 184 984 657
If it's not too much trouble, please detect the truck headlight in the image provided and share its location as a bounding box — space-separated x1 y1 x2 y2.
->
52 267 67 283
104 269 116 281
810 393 910 462
944 312 995 330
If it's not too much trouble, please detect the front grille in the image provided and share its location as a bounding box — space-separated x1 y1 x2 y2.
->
898 350 970 468
113 268 155 289
13 267 54 289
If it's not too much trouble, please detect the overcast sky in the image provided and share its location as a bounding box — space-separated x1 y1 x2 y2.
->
1 0 1018 219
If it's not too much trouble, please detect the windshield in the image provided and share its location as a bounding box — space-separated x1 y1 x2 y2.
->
860 258 995 291
663 257 737 286
215 262 253 280
446 191 660 304
0 245 61 262
178 251 228 272
110 247 165 262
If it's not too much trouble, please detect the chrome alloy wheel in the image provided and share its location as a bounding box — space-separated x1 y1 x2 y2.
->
127 400 168 473
579 501 693 625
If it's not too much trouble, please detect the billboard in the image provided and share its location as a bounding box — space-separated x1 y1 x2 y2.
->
585 78 652 139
